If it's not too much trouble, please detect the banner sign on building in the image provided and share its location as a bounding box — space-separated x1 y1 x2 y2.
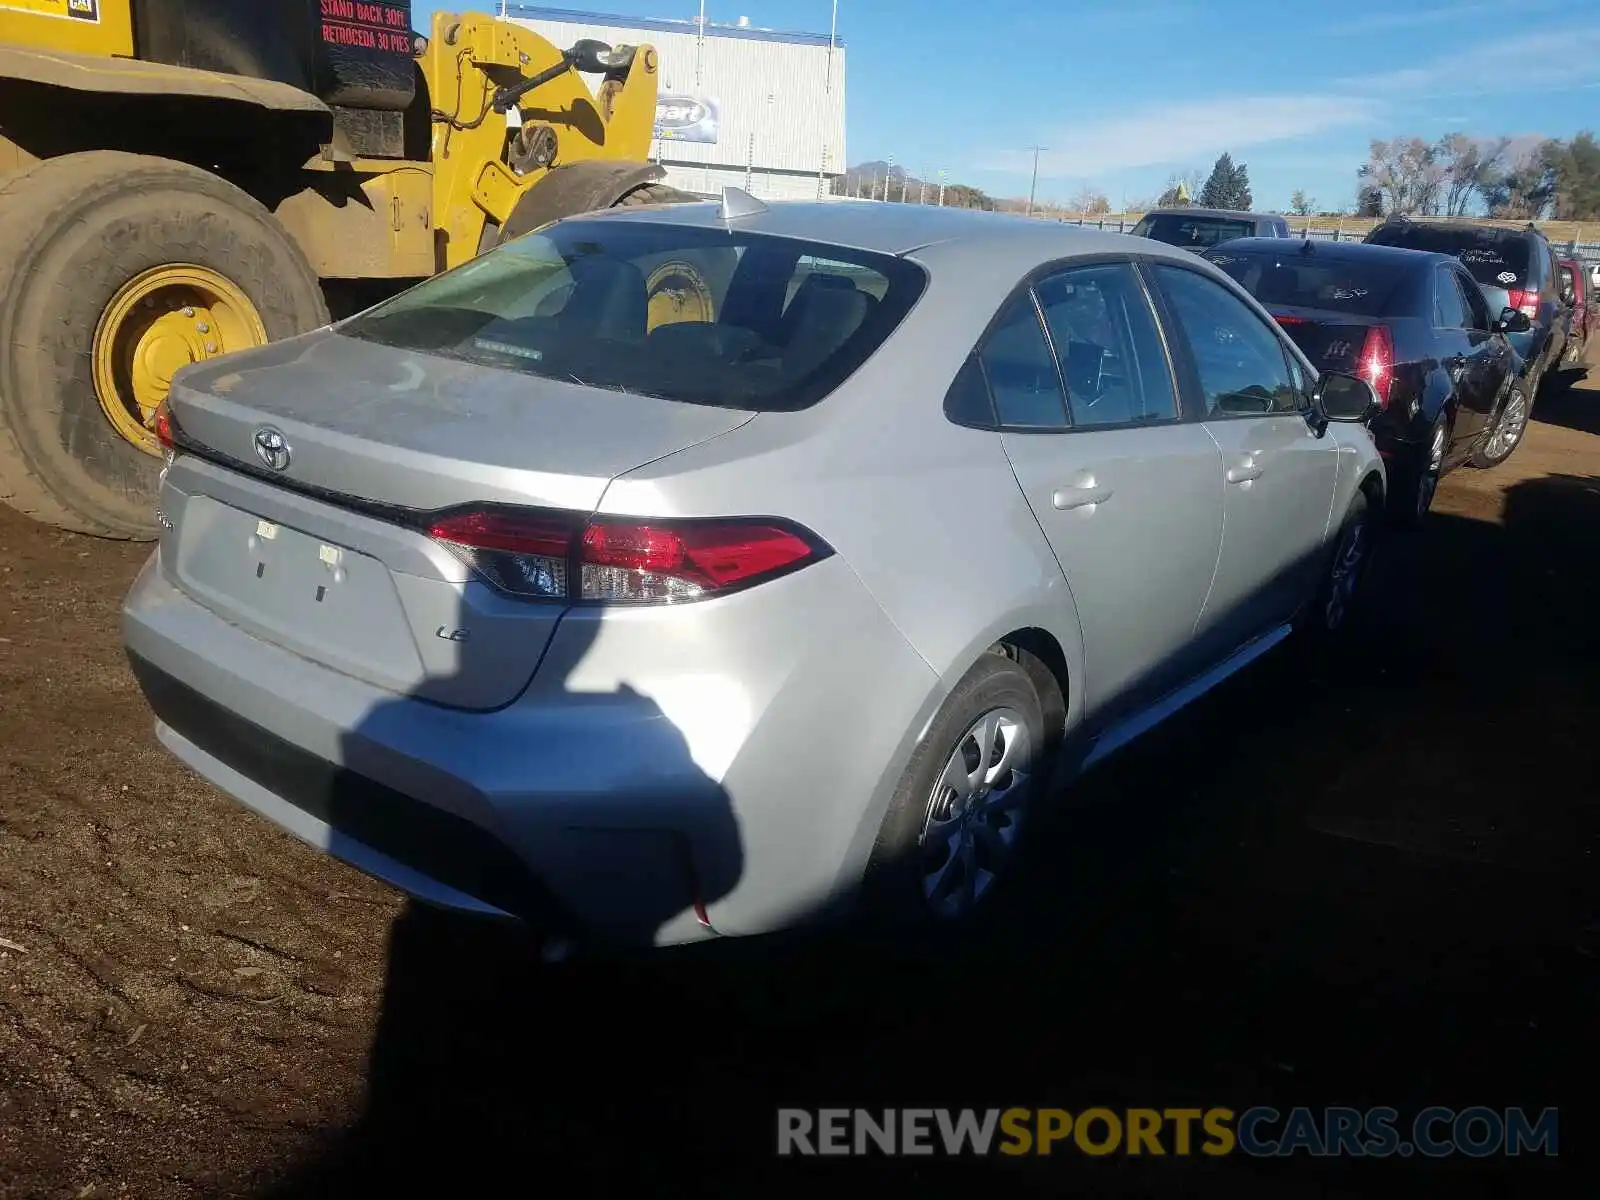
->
654 94 721 144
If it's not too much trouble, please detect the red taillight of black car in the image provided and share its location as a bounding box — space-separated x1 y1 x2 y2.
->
1506 288 1540 320
1358 324 1396 409
427 507 831 604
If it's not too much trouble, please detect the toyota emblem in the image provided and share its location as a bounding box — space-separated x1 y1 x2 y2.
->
253 426 291 472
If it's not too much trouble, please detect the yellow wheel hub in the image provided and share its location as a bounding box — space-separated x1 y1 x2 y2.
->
92 265 267 455
646 261 715 332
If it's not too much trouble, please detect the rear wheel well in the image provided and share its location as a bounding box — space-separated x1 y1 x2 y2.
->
1360 469 1385 510
991 628 1069 749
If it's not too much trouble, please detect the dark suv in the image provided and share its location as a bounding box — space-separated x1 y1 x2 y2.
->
1130 207 1290 251
1363 218 1564 388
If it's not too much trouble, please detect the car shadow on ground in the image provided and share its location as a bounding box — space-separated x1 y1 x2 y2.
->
1534 369 1599 436
257 473 1598 1198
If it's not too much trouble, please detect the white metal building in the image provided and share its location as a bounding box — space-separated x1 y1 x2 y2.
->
507 5 846 200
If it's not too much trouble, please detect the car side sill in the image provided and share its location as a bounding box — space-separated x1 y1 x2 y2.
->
1079 623 1294 774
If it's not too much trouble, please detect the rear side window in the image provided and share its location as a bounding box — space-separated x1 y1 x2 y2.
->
1365 224 1532 289
1131 214 1256 249
1034 262 1178 426
1206 247 1408 317
1434 267 1470 328
1455 271 1490 331
339 220 926 413
978 296 1068 429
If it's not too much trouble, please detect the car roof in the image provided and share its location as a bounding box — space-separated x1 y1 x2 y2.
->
1371 218 1549 245
572 197 1214 274
1141 206 1283 222
1213 236 1451 270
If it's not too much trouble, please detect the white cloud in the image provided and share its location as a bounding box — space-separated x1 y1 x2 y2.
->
970 28 1600 188
1342 28 1600 96
985 94 1379 180
1330 3 1529 35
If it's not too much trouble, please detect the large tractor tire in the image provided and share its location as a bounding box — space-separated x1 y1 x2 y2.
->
613 182 698 208
493 160 699 247
0 151 328 540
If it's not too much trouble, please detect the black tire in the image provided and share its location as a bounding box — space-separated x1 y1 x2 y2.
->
861 648 1051 933
1299 487 1377 639
614 182 698 207
0 152 327 539
1469 379 1531 469
1387 414 1447 531
495 171 697 248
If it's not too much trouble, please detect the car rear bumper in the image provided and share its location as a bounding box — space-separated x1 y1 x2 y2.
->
123 546 939 947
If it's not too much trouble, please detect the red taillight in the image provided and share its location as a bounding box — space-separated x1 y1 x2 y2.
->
428 510 569 557
1272 313 1306 326
428 510 573 600
153 400 176 450
581 520 819 601
1359 324 1395 409
427 508 828 604
1507 288 1540 319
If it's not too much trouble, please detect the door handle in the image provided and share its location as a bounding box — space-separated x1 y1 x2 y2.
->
1052 484 1114 510
1225 464 1263 484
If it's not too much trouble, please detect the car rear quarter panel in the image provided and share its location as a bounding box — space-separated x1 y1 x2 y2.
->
598 263 1088 905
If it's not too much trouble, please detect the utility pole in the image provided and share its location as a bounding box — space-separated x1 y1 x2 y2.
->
695 0 706 89
825 0 837 89
938 168 947 206
885 155 895 203
900 168 909 203
1026 145 1046 217
818 1 837 199
918 174 928 205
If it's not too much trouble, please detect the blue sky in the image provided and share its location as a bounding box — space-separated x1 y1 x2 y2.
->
413 0 1600 212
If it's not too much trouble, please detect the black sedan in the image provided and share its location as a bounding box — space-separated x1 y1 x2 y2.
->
1202 238 1532 527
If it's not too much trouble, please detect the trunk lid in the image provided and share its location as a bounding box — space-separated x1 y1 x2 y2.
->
161 330 753 711
168 329 754 512
1267 305 1383 374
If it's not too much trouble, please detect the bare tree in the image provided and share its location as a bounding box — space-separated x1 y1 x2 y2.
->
1069 186 1111 216
1359 137 1444 216
1434 133 1486 217
1479 142 1557 219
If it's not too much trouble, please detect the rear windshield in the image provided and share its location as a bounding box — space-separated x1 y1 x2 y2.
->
339 219 926 412
1203 247 1409 317
1364 224 1532 287
1132 214 1257 249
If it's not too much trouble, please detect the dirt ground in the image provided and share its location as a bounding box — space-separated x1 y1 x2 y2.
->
2 368 1598 1198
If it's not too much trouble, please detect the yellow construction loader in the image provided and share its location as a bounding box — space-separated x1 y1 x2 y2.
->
0 0 694 538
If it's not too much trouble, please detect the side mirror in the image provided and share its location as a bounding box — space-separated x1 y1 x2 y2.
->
1491 307 1532 334
1312 371 1379 424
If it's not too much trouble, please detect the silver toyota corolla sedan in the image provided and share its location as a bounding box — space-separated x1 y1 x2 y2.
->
123 195 1385 950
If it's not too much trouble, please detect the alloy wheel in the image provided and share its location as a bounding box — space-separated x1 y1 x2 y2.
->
918 707 1032 919
1485 388 1529 462
1324 516 1369 630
